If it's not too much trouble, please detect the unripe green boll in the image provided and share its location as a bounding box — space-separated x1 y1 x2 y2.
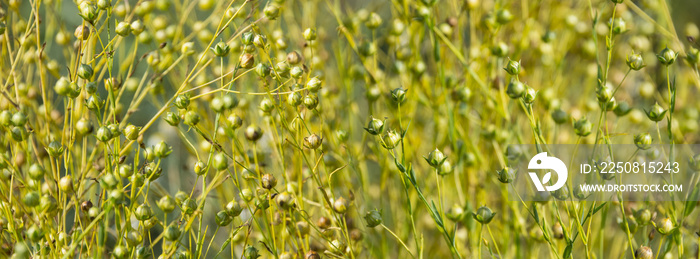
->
333 197 348 214
506 80 525 99
645 103 667 122
574 118 592 136
59 175 74 194
164 112 180 126
303 28 317 41
473 206 496 224
364 116 384 135
245 125 263 141
264 5 280 19
503 58 520 75
303 95 319 109
497 167 516 183
215 210 233 226
626 52 645 70
157 196 176 213
381 130 401 150
657 47 677 66
210 153 228 171
425 148 446 168
634 133 652 150
184 110 201 126
304 133 323 149
635 246 653 259
239 53 255 68
243 246 260 259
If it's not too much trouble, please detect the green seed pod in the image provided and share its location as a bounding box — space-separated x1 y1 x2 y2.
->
134 245 153 259
365 13 382 29
573 118 592 136
506 80 525 99
125 229 143 247
181 198 197 215
261 173 277 189
613 101 631 116
381 130 401 150
113 245 129 259
40 195 58 214
154 141 172 158
523 86 537 104
46 141 64 157
79 3 98 22
473 206 496 224
255 63 271 77
26 225 43 242
100 173 118 190
243 245 260 259
110 189 125 204
245 125 263 141
303 28 317 41
329 239 347 254
130 173 145 188
503 58 520 75
157 196 176 213
115 21 131 36
439 160 453 175
123 125 140 141
656 217 674 235
336 130 349 142
212 153 228 171
163 224 181 241
451 87 472 102
446 204 465 221
634 209 652 225
215 210 233 226
88 207 99 219
11 111 27 126
253 34 267 49
193 161 207 176
222 94 239 110
259 97 275 113
164 112 180 126
551 109 569 124
184 110 201 126
58 175 74 194
333 197 348 214
239 53 255 68
226 200 243 216
635 246 653 259
212 41 231 57
135 204 153 221
364 116 384 135
552 185 570 200
28 163 45 180
226 114 243 130
644 103 667 122
495 9 513 24
287 91 303 106
657 47 678 66
425 148 446 168
496 167 516 183
304 133 323 149
241 32 255 45
390 87 407 104
24 191 40 207
95 126 113 142
626 52 645 70
174 94 191 109
77 63 94 79
11 126 28 141
75 118 94 135
306 76 322 92
609 18 626 34
275 62 291 78
0 110 12 126
303 95 319 109
491 42 509 57
264 4 280 19
634 133 652 150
